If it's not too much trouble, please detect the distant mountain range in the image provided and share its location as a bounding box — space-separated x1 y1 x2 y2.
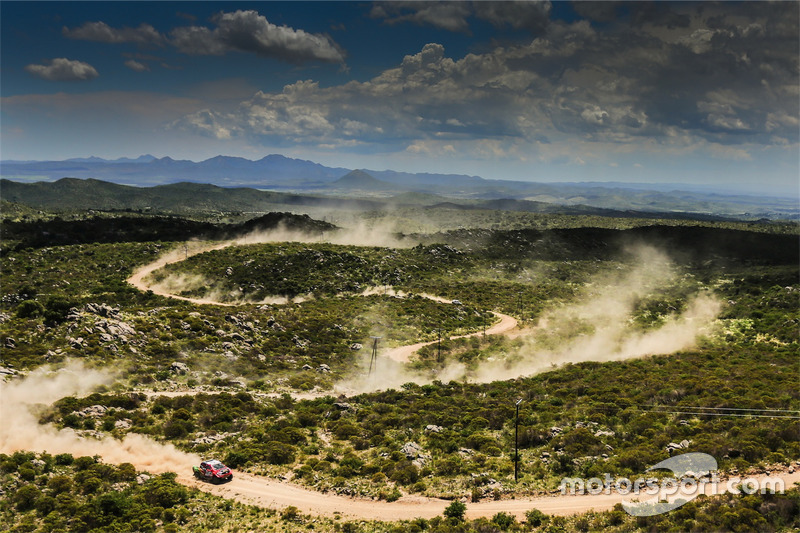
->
1 154 796 218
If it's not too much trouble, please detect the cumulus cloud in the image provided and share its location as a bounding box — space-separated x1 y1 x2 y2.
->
64 10 345 64
167 2 796 164
25 58 99 81
370 1 473 33
63 21 165 46
170 10 345 63
371 1 551 34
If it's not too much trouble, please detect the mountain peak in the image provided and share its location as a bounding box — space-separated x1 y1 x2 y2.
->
332 170 392 189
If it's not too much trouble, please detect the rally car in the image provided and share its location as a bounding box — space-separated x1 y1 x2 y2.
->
193 459 233 484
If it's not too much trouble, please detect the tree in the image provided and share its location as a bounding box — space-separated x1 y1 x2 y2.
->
443 500 467 521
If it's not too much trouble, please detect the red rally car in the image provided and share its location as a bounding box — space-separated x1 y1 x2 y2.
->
193 459 233 483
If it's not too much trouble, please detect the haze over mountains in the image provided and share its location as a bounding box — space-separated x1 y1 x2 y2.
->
1 154 796 219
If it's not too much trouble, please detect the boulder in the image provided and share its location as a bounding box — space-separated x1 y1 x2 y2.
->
78 405 108 418
401 442 424 459
170 362 189 374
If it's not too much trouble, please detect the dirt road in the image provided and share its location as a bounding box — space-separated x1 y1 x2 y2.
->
127 241 233 306
128 242 521 363
383 311 518 363
179 468 800 521
122 240 800 522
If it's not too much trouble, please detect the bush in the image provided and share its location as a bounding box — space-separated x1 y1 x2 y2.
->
265 441 296 465
492 512 516 530
14 484 41 511
16 299 44 319
443 500 467 521
281 506 300 521
525 509 548 527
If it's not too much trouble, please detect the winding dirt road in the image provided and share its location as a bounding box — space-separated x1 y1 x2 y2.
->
121 241 800 521
128 241 234 305
127 241 520 362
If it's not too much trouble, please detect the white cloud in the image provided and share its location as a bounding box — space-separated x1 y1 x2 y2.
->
64 11 345 64
124 59 149 72
160 2 796 174
24 58 99 81
370 2 473 33
371 1 552 34
63 21 165 47
170 10 345 64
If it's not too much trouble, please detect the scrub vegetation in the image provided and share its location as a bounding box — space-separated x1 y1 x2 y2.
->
0 206 798 532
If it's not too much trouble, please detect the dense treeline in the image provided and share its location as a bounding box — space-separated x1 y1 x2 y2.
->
0 212 336 254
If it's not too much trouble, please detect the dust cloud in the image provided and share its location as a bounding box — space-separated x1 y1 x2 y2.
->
0 361 198 473
137 220 414 305
337 246 722 392
233 219 412 249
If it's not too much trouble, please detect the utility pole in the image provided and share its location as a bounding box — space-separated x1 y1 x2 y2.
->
368 336 381 376
514 398 522 482
437 328 442 362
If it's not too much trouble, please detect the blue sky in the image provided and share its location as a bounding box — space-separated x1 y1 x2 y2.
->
1 1 798 195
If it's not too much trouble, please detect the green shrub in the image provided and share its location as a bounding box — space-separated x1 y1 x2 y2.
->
443 500 467 521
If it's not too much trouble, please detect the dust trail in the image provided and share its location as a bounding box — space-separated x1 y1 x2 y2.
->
466 246 721 384
129 220 414 305
0 361 199 473
335 246 721 393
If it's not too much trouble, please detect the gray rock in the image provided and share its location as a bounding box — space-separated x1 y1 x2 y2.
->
401 442 424 459
317 364 331 373
350 343 363 351
77 405 108 418
86 303 119 318
425 424 444 434
68 337 85 349
666 442 685 453
170 362 190 374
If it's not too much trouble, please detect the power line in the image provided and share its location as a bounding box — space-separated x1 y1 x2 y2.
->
585 404 800 419
641 405 799 414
